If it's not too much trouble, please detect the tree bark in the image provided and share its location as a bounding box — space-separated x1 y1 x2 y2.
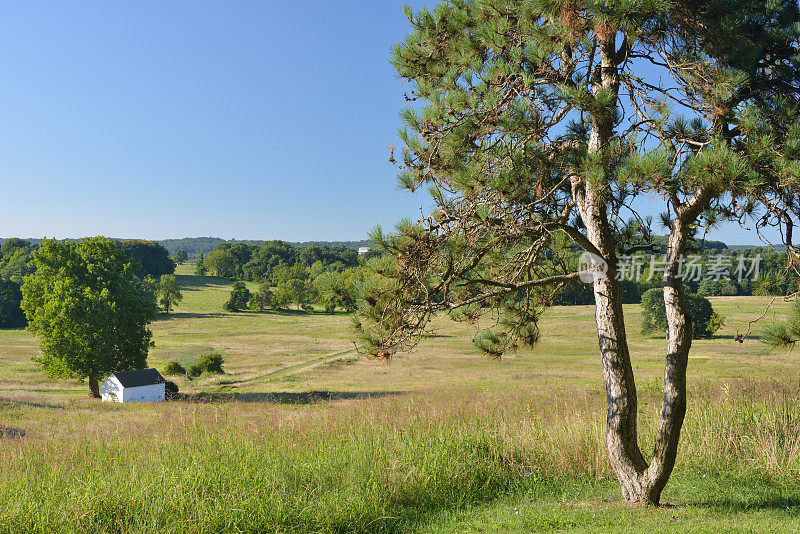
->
572 28 697 505
579 208 693 504
89 378 100 399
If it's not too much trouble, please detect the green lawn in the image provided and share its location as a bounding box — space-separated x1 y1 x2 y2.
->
1 272 798 532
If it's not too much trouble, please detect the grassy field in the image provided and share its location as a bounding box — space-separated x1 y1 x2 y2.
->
1 267 799 532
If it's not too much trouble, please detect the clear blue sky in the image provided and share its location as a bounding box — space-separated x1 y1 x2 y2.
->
0 1 781 245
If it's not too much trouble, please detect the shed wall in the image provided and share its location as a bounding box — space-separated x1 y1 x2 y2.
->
101 377 123 402
121 384 165 403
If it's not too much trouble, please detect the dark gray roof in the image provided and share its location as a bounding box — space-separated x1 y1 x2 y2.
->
109 368 165 388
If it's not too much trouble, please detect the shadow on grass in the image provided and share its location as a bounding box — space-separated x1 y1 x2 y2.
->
697 497 800 511
252 309 346 317
0 398 66 410
0 426 26 439
708 333 764 341
177 390 403 404
156 312 228 320
176 274 234 291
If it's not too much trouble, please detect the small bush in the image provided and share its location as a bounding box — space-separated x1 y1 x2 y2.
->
164 380 179 398
188 353 225 377
187 363 204 378
163 361 186 376
641 288 724 339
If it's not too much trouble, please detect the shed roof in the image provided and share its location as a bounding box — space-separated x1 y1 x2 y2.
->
108 368 165 388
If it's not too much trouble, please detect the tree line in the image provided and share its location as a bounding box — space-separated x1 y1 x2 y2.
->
156 237 374 258
0 238 176 328
554 247 794 306
204 242 374 313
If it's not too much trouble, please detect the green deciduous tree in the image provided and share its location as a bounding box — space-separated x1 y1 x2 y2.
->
224 281 251 312
21 237 157 398
249 282 274 311
356 0 800 504
158 274 183 315
641 288 723 339
0 238 34 284
0 280 26 328
195 253 208 276
272 264 311 310
174 250 188 264
118 240 175 278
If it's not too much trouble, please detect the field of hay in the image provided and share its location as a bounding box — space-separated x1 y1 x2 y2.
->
1 266 799 532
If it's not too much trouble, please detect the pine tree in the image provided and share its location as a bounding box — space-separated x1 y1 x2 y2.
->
762 299 800 349
357 0 800 504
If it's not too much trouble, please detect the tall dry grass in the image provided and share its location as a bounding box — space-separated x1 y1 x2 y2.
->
0 382 798 532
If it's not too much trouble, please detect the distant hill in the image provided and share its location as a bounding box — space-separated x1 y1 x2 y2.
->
287 239 374 250
727 244 787 251
648 235 729 253
157 237 254 256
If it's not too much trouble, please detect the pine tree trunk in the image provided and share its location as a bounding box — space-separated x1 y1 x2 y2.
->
572 29 695 505
89 378 101 399
580 207 695 505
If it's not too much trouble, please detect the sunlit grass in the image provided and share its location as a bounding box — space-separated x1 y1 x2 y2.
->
1 274 799 532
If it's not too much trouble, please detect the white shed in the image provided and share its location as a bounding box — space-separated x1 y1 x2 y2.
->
358 247 371 255
101 368 166 403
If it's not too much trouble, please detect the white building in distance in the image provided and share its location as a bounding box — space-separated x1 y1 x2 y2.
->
101 368 166 403
358 247 371 255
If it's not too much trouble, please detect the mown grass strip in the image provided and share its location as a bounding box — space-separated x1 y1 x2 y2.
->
241 348 357 384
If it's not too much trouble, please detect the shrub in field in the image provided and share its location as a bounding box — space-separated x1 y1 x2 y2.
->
163 361 185 376
188 353 225 377
164 380 179 398
641 289 723 339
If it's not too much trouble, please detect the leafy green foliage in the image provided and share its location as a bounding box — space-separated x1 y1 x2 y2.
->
0 280 26 328
173 250 188 264
762 299 800 350
163 361 186 376
249 282 274 311
272 264 312 310
195 253 208 276
0 238 34 284
118 240 175 279
641 289 724 339
201 240 359 283
164 379 179 398
157 274 183 314
188 353 224 377
20 237 158 389
224 282 250 312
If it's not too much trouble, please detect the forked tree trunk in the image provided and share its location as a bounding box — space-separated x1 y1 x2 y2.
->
584 222 693 505
89 378 101 399
572 29 696 505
